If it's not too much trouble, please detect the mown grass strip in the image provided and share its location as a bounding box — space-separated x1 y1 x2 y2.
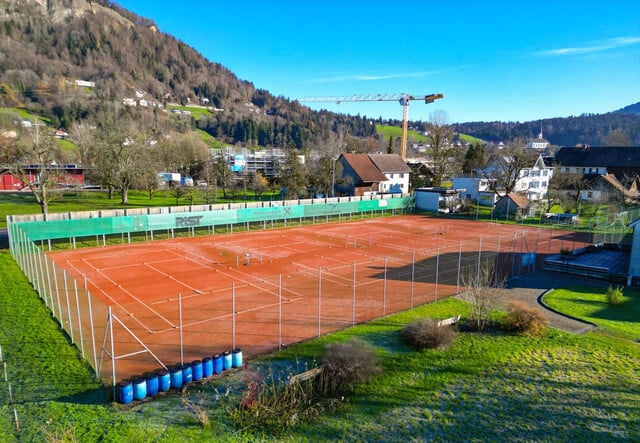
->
543 286 640 340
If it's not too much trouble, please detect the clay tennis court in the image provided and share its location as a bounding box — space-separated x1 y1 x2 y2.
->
46 215 587 381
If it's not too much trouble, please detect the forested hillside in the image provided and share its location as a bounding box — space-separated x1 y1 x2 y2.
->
0 0 375 150
453 108 640 146
0 0 637 150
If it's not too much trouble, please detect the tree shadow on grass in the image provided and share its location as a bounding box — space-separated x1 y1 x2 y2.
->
56 386 111 405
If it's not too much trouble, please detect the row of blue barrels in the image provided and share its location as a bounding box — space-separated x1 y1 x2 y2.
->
118 348 243 404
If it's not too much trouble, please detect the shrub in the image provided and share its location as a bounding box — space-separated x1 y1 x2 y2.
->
320 339 381 395
181 395 210 429
401 318 457 350
229 366 333 433
502 301 549 336
606 286 624 306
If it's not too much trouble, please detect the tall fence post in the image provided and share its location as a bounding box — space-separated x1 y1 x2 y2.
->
477 237 483 282
456 241 462 294
410 250 415 309
86 290 99 378
231 284 236 350
179 292 183 365
352 261 356 326
435 246 440 302
383 256 387 316
317 268 322 337
278 274 282 351
74 278 85 358
109 307 116 401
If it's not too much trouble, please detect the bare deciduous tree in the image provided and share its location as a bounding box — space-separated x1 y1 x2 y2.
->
485 145 538 197
425 111 456 187
459 263 505 331
11 121 66 215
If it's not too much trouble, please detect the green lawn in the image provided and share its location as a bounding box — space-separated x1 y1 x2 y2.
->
376 124 428 143
168 104 212 120
543 286 640 340
1 244 638 442
0 190 283 229
457 133 484 145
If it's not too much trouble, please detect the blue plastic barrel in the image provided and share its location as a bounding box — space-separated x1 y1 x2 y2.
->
222 351 232 370
118 379 133 404
145 372 159 396
232 348 243 368
212 354 223 374
202 357 213 378
131 376 147 401
191 360 203 381
157 369 170 392
170 365 183 389
182 364 193 384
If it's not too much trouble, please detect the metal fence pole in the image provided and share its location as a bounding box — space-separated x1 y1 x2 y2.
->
383 256 387 316
108 307 116 400
456 241 462 294
435 246 440 302
52 261 63 323
317 268 322 337
410 250 415 309
74 278 85 358
179 292 184 365
86 290 99 378
231 285 236 350
352 261 356 326
477 238 483 282
63 271 73 342
278 274 282 351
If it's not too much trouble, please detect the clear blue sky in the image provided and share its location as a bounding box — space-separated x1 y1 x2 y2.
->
116 0 640 124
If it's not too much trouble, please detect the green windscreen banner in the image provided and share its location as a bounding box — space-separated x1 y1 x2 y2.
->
14 197 413 241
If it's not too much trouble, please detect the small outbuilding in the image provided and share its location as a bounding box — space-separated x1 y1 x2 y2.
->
494 193 536 220
414 187 466 213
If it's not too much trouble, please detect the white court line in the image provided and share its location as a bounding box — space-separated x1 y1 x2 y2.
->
76 258 176 332
143 262 204 294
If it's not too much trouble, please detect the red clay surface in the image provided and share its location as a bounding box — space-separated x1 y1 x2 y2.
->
47 215 589 381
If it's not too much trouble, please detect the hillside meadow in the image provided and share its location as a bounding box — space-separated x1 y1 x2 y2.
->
1 246 638 441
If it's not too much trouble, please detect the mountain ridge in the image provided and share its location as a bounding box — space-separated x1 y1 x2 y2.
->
0 0 637 148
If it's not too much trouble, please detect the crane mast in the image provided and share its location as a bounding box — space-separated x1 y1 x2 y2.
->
300 93 444 161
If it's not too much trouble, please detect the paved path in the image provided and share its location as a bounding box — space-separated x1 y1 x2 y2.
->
499 270 606 334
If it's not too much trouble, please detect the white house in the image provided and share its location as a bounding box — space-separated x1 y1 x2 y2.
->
513 154 553 202
452 177 493 202
74 80 95 88
367 154 412 194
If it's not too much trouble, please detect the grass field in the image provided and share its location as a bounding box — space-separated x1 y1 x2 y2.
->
376 125 428 143
1 245 638 442
543 286 640 340
0 189 285 229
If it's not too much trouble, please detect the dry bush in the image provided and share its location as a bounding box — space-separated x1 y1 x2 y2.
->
502 301 549 336
320 339 381 395
401 318 457 350
181 394 210 429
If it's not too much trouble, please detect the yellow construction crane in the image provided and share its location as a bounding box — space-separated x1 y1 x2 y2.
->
300 93 444 161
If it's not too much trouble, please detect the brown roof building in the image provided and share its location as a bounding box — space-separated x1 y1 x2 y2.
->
336 153 411 196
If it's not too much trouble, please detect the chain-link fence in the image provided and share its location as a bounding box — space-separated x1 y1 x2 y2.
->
8 199 595 395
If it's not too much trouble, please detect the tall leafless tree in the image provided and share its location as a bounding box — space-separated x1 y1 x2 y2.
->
425 111 456 187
